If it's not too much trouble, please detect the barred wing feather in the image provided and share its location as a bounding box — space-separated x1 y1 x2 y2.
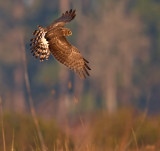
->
46 34 91 79
47 9 76 29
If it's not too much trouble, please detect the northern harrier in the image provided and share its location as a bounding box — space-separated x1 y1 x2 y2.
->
30 9 91 79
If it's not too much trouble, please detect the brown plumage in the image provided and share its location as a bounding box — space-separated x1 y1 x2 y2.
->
30 9 91 79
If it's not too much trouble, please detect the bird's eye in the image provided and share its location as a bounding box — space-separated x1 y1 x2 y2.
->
68 31 72 35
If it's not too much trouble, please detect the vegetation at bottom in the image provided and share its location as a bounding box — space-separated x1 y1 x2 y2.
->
0 108 160 151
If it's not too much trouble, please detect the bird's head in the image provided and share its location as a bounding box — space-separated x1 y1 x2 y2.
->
64 28 72 36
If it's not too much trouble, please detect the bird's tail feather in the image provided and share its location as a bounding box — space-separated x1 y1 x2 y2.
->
30 25 50 62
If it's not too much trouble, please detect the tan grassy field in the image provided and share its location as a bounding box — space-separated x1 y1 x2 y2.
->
0 108 159 151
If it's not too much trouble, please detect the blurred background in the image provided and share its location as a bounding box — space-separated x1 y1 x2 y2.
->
1 0 160 150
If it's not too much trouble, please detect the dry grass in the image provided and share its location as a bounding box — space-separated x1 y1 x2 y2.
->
0 97 6 151
0 108 159 151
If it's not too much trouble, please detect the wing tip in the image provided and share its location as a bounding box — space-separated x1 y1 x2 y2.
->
63 9 76 20
73 58 91 79
84 62 91 70
83 58 89 63
76 66 91 80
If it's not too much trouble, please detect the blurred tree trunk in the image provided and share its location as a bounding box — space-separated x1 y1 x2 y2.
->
13 29 27 113
73 76 83 102
72 0 87 107
59 0 70 11
104 65 117 113
13 65 26 112
57 66 70 121
57 0 70 121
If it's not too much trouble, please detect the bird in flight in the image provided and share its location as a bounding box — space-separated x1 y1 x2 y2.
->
30 9 91 79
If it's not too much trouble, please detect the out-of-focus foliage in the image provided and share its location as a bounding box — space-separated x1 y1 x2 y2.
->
0 0 160 115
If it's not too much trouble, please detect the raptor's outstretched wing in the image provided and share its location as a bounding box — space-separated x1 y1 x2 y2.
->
47 9 76 29
30 9 91 79
45 30 91 79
